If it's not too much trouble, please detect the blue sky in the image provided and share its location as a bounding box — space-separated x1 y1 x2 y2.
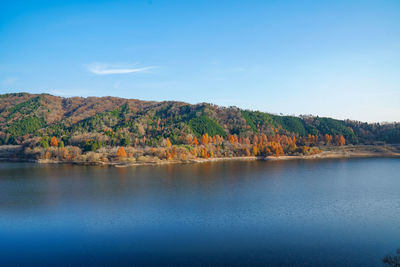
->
0 0 399 122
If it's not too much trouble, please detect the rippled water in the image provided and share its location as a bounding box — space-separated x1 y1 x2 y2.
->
0 158 399 266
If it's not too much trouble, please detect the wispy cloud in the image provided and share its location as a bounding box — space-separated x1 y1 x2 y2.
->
87 63 155 75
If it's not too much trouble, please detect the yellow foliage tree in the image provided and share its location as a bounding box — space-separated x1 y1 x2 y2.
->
252 145 258 156
166 138 172 147
201 148 208 158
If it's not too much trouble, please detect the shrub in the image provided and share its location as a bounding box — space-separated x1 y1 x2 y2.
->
39 136 50 148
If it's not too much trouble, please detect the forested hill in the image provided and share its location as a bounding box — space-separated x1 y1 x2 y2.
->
1 92 399 147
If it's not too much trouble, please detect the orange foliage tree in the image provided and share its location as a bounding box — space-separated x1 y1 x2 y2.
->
192 137 199 146
212 136 217 144
117 147 127 158
324 134 333 145
228 134 235 144
335 135 345 146
201 133 209 145
50 136 58 147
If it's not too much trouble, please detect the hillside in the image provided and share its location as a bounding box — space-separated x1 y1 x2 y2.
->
0 92 399 164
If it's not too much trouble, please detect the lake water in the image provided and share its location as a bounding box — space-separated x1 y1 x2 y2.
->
0 158 399 266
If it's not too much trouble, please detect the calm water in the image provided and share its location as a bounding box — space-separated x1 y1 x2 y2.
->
0 158 399 266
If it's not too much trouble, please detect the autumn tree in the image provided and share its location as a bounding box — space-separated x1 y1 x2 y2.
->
45 150 51 160
307 134 316 145
201 148 208 158
201 133 209 145
288 136 297 152
167 151 173 160
171 146 177 158
233 135 238 143
245 147 250 156
324 134 333 145
340 135 345 145
166 138 172 147
212 136 217 144
334 135 345 146
252 145 258 156
186 135 193 144
192 136 199 146
252 135 258 145
335 135 345 146
117 147 127 158
58 147 69 160
50 136 58 147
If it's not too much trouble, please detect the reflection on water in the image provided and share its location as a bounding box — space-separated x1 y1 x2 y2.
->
0 159 399 266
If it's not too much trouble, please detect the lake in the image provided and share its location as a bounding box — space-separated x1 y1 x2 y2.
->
0 158 399 266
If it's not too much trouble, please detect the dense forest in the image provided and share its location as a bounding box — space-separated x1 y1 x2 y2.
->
0 93 399 163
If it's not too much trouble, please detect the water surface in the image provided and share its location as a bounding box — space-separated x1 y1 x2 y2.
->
0 158 399 266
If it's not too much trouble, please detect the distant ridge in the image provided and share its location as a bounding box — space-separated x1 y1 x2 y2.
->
0 92 399 146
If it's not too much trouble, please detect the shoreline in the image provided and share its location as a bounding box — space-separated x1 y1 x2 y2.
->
1 145 399 167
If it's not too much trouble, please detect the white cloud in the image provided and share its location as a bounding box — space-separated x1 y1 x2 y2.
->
87 63 154 75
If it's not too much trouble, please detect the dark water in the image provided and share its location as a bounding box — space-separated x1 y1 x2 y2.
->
0 158 399 266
